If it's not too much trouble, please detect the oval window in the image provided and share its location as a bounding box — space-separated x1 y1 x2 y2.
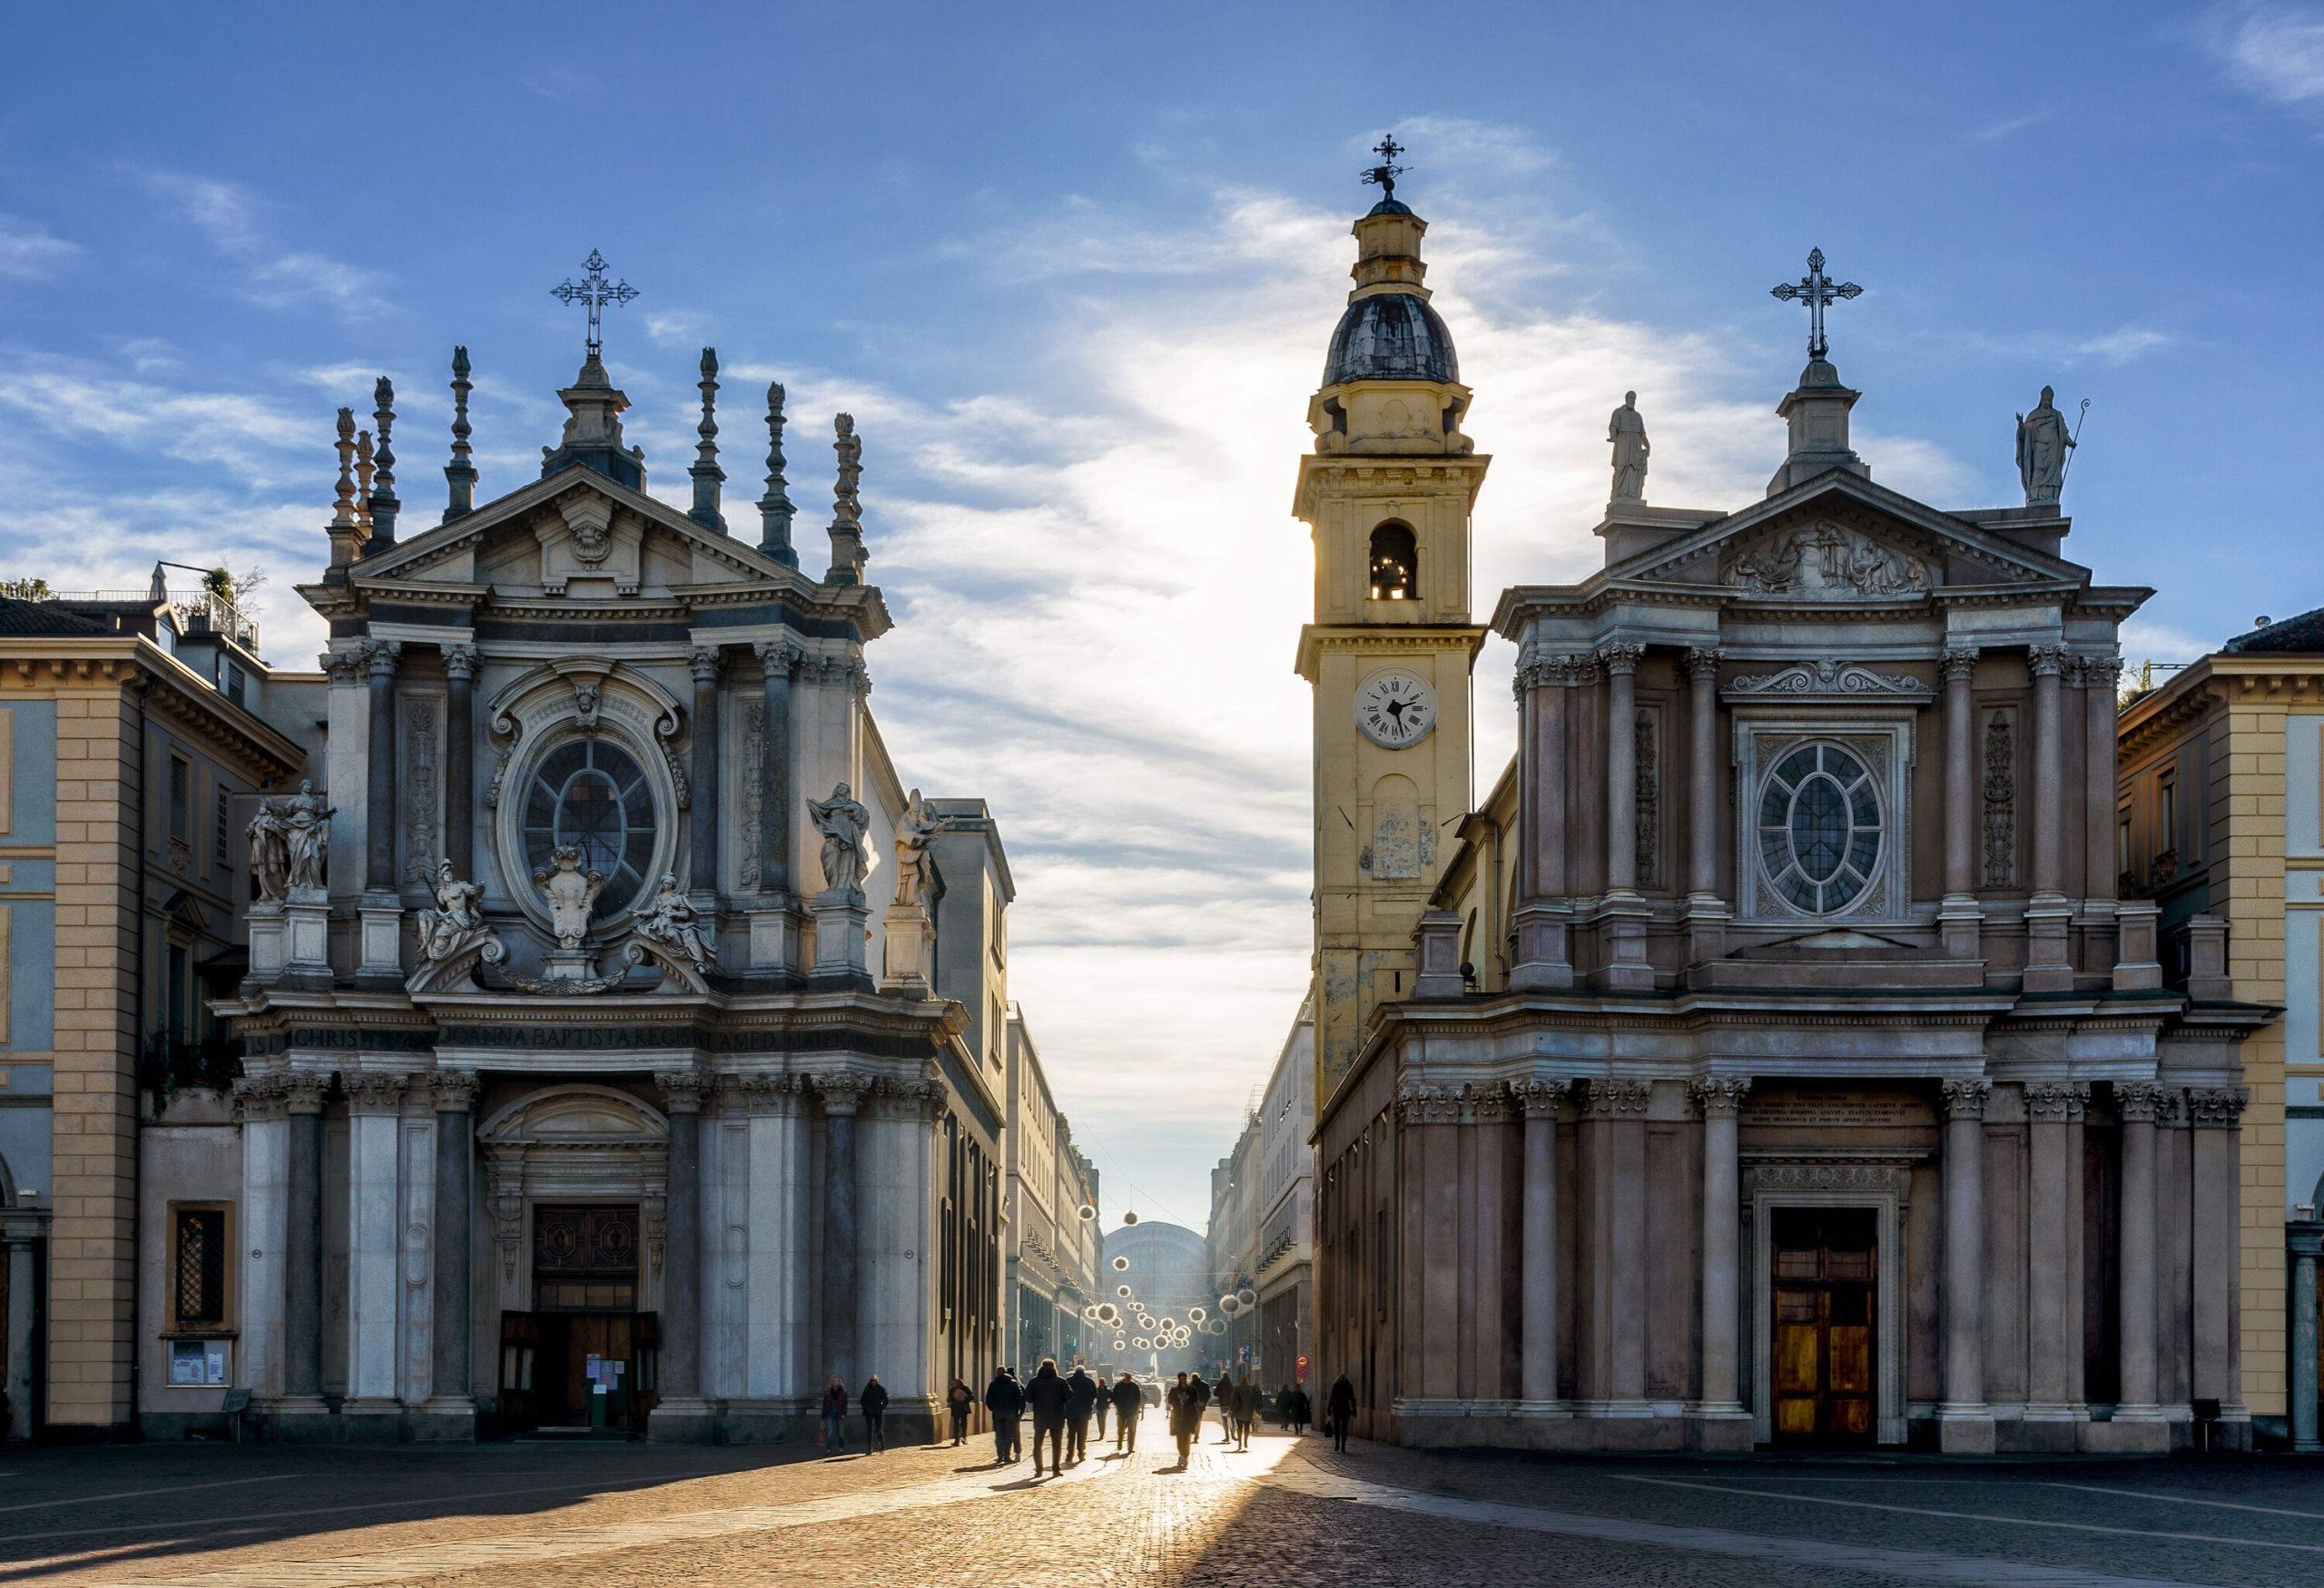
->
520 739 655 920
1758 743 1880 913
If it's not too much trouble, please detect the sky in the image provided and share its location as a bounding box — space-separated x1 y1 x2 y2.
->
4 1 2321 1230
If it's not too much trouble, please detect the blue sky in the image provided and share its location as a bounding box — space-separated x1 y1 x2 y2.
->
5 1 2320 1230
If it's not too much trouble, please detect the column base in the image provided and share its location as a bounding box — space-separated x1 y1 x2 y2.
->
1682 896 1728 965
1938 893 1983 960
646 1396 724 1445
1685 1403 1754 1452
340 1396 404 1443
1935 1406 1996 1453
745 902 799 979
808 895 872 990
1595 895 1655 992
880 903 933 995
408 1397 478 1442
255 1394 337 1443
2023 894 2074 993
355 895 405 990
1510 904 1572 991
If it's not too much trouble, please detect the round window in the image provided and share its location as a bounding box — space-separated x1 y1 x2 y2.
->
1758 742 1881 913
520 738 656 922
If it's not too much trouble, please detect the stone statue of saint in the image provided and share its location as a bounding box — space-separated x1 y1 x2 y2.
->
416 858 487 961
892 787 940 908
1608 390 1649 502
532 844 604 948
280 781 333 896
247 798 290 903
634 873 715 971
2014 385 2075 507
808 781 871 900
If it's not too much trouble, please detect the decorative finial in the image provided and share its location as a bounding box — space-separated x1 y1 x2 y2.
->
354 429 375 535
551 248 638 363
328 407 362 574
367 376 399 549
689 347 726 534
1769 247 1863 361
827 412 867 585
443 346 476 523
758 380 797 567
1362 135 1407 201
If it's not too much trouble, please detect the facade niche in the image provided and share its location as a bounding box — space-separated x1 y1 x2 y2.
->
1367 522 1417 601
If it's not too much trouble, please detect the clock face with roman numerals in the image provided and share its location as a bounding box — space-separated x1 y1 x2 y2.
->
1355 669 1438 749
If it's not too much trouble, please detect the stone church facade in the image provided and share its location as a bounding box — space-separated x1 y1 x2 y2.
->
158 333 1015 1443
1305 178 2268 1451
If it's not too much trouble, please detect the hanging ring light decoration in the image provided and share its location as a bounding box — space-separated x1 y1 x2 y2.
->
1118 1285 1132 1297
1112 1256 1130 1271
1237 1287 1258 1308
1188 1306 1206 1322
1078 1203 1098 1221
1113 1338 1127 1351
1122 1210 1139 1225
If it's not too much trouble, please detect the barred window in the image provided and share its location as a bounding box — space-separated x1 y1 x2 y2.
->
172 1205 229 1329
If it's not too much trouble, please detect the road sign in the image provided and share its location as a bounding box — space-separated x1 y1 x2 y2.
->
1295 1354 1310 1381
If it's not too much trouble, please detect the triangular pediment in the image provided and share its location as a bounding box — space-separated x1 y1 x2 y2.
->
349 465 804 598
1607 470 2085 597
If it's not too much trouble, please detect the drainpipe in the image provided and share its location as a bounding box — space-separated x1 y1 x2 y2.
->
126 670 153 1440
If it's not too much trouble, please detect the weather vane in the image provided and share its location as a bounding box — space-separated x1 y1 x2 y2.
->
1362 134 1407 201
1769 247 1862 360
552 249 639 360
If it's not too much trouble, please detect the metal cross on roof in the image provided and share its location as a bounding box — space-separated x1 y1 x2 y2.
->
552 249 639 360
1769 247 1862 360
1362 134 1407 201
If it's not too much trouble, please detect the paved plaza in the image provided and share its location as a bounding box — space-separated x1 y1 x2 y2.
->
5 1411 2324 1586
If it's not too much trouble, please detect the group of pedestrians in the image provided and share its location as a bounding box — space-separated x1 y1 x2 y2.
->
978 1359 1148 1475
817 1374 891 1455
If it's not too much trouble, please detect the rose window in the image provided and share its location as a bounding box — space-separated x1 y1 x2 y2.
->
521 739 655 920
1758 742 1881 913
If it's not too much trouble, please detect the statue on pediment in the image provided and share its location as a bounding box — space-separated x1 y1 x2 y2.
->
417 858 489 961
808 781 871 902
1608 391 1649 503
532 844 604 948
2015 385 2075 507
252 780 334 900
633 873 715 972
248 800 290 903
892 787 940 908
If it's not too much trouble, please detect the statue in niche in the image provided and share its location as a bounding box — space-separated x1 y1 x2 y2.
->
532 844 604 948
808 781 871 901
892 787 940 908
2014 386 2075 507
1607 390 1649 502
416 857 493 962
248 798 290 902
633 873 716 972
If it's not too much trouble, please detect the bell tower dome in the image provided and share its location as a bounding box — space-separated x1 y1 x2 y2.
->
1295 143 1490 1104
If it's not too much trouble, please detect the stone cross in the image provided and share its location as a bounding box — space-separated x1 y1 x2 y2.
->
1362 135 1407 201
552 249 639 360
1770 247 1863 360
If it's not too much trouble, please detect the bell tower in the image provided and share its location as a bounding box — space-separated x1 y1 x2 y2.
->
1295 149 1488 1104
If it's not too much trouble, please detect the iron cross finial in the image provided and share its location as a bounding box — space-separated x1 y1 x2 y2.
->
552 248 640 360
1362 134 1408 201
1769 246 1863 360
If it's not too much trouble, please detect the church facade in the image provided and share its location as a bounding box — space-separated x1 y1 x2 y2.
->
141 311 1022 1443
1305 173 2268 1452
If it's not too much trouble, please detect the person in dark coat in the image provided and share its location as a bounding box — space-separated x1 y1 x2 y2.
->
1110 1371 1143 1453
1187 1371 1215 1444
945 1376 975 1445
1235 1375 1262 1450
1089 1364 1110 1442
1326 1371 1357 1453
1062 1363 1098 1465
983 1366 1025 1464
859 1375 889 1453
1287 1383 1312 1435
1166 1371 1203 1466
820 1376 849 1455
1025 1357 1069 1476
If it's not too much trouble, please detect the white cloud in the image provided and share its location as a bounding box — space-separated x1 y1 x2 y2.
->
0 214 81 280
137 170 395 323
247 252 396 321
142 171 261 252
2072 325 2175 365
2201 2 2324 105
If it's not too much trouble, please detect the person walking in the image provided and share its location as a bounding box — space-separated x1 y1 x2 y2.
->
1063 1361 1098 1465
820 1376 849 1455
1232 1375 1257 1451
1110 1371 1142 1453
1327 1370 1357 1453
1287 1382 1312 1435
1090 1366 1110 1444
860 1374 889 1453
1025 1357 1069 1477
1166 1371 1201 1467
984 1365 1024 1465
945 1376 975 1446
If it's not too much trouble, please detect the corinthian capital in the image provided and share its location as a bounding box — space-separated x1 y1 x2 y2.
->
2115 1080 2168 1123
1598 642 1645 676
1683 646 1724 683
442 643 478 683
1689 1075 1752 1118
2028 645 2071 678
1939 1077 1993 1121
1509 1077 1571 1119
2186 1086 2249 1128
1939 646 1980 684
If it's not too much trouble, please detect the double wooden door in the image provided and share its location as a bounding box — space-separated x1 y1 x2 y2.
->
1770 1207 1876 1445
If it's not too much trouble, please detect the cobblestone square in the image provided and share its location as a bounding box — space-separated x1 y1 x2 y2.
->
6 1412 2324 1587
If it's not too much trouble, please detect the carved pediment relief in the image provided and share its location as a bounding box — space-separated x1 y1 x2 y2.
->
537 492 644 595
1722 659 1934 705
1718 519 1928 598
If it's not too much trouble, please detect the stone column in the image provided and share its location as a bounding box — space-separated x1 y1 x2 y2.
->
2116 1081 2165 1425
1939 647 1982 955
282 1071 330 1405
1510 658 1572 991
343 1072 406 1433
1601 644 1643 894
442 645 476 880
4 1224 39 1440
363 642 403 892
1513 1078 1568 1406
1937 1078 1994 1451
1692 1076 1750 1431
2024 646 2074 991
753 640 799 898
2291 1217 2323 1454
688 648 723 897
818 1074 869 1387
2189 1087 2248 1415
1682 648 1727 963
656 1070 707 1401
2025 1081 2090 1429
428 1071 478 1417
2083 656 2122 904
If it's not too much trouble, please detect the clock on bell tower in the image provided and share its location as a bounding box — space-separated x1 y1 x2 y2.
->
1294 147 1488 1105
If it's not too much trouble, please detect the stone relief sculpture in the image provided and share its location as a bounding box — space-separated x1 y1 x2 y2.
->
416 858 489 960
1608 390 1649 502
1719 521 1929 598
808 781 871 901
532 844 605 947
2014 385 2075 507
632 873 715 972
892 787 940 907
1982 710 2016 887
1634 709 1659 889
402 706 439 886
